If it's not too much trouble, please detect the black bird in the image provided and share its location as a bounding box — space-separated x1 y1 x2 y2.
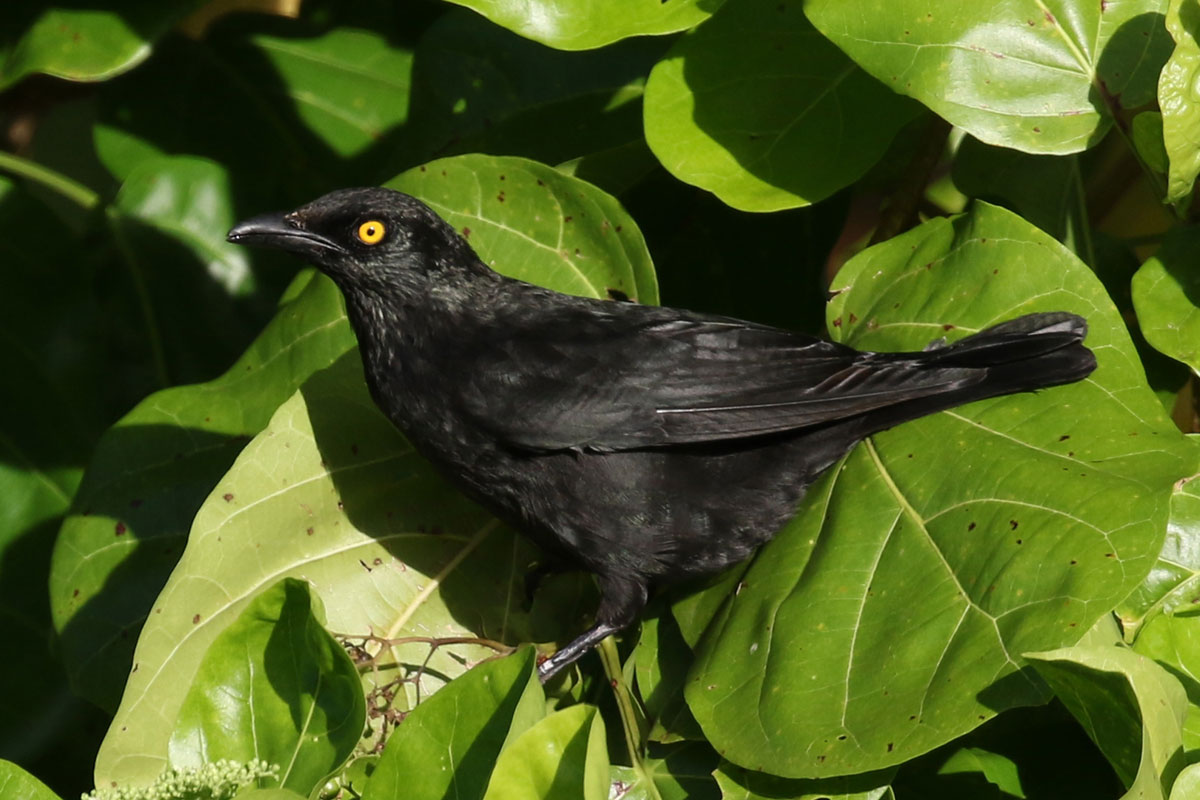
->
228 187 1097 681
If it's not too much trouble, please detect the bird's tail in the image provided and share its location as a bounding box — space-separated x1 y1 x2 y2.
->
919 311 1096 395
841 312 1096 440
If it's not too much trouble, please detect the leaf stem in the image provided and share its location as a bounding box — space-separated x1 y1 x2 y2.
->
1067 155 1096 268
106 210 171 389
598 636 662 800
0 149 101 210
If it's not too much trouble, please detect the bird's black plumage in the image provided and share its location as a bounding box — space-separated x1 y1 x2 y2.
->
228 187 1097 680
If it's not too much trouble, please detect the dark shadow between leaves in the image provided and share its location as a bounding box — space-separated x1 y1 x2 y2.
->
1089 12 1172 150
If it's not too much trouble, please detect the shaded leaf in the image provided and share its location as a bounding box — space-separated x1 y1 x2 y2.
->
686 201 1197 777
400 10 662 177
480 705 608 800
169 579 365 795
92 352 530 787
0 4 202 89
937 747 1025 798
50 271 355 712
114 155 253 296
443 0 720 51
644 0 920 211
363 648 544 800
805 0 1173 154
1028 646 1188 799
1131 226 1200 372
714 761 893 800
951 136 1088 256
1132 610 1200 755
1161 0 1200 207
609 741 721 800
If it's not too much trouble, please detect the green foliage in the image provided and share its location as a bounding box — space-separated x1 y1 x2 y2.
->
6 1 1200 799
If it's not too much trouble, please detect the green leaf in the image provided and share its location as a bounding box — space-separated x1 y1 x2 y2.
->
1132 226 1200 371
643 0 919 211
387 154 659 303
441 0 721 51
1028 646 1188 799
1120 471 1200 627
1133 112 1170 176
93 352 531 787
1161 0 1200 207
1170 763 1200 800
937 747 1026 798
94 23 414 195
951 137 1089 256
363 648 544 800
609 741 721 800
0 760 62 800
114 155 253 296
168 579 365 795
248 28 414 160
805 0 1174 154
481 705 609 800
0 4 202 89
400 10 661 178
92 151 655 780
713 762 893 800
1132 610 1200 755
686 201 1197 778
50 272 355 712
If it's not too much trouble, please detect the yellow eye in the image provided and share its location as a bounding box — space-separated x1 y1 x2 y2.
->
357 220 386 244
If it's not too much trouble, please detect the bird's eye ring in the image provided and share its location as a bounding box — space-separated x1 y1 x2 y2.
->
357 220 386 245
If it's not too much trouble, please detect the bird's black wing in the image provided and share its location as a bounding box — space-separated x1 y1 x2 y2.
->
454 302 984 452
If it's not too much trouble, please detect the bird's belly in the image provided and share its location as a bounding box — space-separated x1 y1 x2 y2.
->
425 439 814 585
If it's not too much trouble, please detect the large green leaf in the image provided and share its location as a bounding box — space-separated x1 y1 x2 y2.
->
686 201 1197 778
93 352 533 787
91 155 657 785
644 0 920 211
1029 646 1188 799
480 705 609 800
443 0 720 51
0 4 202 90
1161 0 1200 207
805 0 1173 154
168 579 365 795
387 155 659 303
50 272 354 712
363 648 543 800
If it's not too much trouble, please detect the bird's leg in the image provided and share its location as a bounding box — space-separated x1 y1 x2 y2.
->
536 574 648 683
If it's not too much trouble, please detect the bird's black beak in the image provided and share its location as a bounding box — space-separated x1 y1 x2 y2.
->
227 212 347 260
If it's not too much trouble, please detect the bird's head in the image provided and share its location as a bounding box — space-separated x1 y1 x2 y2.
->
227 187 484 293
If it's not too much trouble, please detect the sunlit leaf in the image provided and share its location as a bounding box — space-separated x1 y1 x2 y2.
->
644 0 919 211
805 0 1173 154
686 201 1197 777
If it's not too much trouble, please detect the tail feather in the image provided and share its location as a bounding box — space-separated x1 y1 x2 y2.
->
925 312 1092 371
